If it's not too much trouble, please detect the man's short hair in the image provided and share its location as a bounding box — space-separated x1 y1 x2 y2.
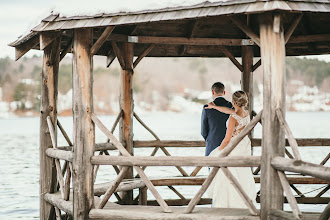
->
211 82 225 94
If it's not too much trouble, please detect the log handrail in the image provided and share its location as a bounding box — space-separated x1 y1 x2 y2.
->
271 157 330 182
46 148 73 162
133 139 330 148
91 155 261 167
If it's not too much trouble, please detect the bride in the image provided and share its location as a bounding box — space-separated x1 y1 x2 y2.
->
205 90 256 208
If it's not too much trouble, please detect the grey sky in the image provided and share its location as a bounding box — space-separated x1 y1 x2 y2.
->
1 0 329 62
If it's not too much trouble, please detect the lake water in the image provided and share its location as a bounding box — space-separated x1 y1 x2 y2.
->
0 111 329 219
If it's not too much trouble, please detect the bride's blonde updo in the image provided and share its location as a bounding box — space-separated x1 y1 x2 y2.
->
232 90 248 108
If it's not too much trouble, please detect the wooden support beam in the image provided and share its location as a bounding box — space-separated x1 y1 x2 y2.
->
97 166 129 209
92 114 172 213
57 120 73 146
114 192 122 204
40 31 62 50
93 151 103 183
133 44 155 68
15 34 39 61
221 167 258 215
138 187 148 205
276 108 302 160
190 166 202 177
59 38 72 62
285 14 303 44
64 164 71 201
315 185 330 198
132 138 330 148
259 12 286 220
219 46 243 72
180 19 199 56
110 110 123 134
168 186 186 200
103 150 120 174
133 112 188 176
119 42 134 204
288 33 330 44
230 16 260 46
277 171 302 219
252 59 261 72
91 155 261 167
320 152 330 166
111 34 255 46
106 49 116 68
241 46 254 126
252 138 330 147
91 26 115 55
40 34 61 220
72 28 94 219
271 157 330 182
290 184 304 197
111 42 125 69
184 110 262 214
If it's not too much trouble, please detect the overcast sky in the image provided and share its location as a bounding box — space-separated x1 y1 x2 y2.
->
1 0 329 62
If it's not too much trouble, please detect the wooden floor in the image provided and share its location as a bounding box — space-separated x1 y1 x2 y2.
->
91 197 321 220
45 192 322 220
90 200 259 220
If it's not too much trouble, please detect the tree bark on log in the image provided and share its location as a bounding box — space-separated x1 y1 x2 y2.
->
119 42 134 204
40 34 61 220
72 28 95 219
259 12 286 219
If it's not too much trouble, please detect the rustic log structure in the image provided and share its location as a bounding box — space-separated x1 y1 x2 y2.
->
9 0 330 219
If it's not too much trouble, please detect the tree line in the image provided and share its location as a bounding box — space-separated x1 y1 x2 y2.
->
0 55 329 113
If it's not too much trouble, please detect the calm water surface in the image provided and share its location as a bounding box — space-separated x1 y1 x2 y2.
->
0 112 329 219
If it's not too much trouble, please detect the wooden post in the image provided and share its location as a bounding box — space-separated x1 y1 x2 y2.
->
241 46 254 118
119 42 134 204
40 34 61 220
241 46 254 139
72 28 95 219
259 13 286 219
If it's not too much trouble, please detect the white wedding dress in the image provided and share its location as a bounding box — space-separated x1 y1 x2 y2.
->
207 113 257 208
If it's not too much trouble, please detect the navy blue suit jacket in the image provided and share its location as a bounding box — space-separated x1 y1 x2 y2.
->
201 97 233 156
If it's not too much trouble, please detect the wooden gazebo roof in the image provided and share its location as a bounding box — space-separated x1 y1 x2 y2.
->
9 0 330 60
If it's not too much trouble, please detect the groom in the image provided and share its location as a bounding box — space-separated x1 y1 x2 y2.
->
201 82 233 156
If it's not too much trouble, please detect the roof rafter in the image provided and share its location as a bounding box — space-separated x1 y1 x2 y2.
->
15 34 39 61
91 26 115 55
285 14 304 43
229 15 260 47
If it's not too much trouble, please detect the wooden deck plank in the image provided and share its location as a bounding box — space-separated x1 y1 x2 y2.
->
90 205 322 220
45 192 322 219
89 205 259 220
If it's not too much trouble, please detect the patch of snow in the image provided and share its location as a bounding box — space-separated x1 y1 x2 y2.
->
53 0 228 17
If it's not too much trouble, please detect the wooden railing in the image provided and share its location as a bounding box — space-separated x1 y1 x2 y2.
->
89 110 263 216
45 116 73 220
43 109 330 219
268 109 330 220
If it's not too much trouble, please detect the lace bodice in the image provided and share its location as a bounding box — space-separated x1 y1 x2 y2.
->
231 113 250 137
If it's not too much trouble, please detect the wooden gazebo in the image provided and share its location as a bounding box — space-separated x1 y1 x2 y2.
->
9 0 330 219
